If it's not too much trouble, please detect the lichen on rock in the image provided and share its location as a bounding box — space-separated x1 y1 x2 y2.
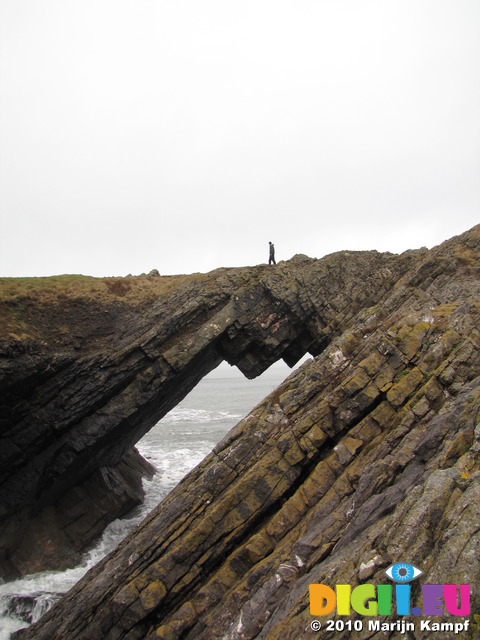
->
2 225 479 639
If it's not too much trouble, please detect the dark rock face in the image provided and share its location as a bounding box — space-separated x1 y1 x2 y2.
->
3 448 155 578
3 226 480 639
0 242 417 578
1 592 62 625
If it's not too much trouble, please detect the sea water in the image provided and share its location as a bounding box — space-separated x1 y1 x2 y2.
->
0 360 296 637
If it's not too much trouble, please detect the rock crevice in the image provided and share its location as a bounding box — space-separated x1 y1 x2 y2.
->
1 226 479 639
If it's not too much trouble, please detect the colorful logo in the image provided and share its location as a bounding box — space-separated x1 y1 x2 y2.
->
309 562 470 618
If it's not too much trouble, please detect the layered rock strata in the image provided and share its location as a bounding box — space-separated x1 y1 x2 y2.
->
0 237 419 577
2 226 480 639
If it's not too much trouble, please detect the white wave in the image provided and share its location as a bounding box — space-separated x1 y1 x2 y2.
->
0 614 26 640
162 408 241 424
0 364 291 635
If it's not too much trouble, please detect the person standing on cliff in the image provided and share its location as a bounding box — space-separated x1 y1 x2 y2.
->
269 241 276 265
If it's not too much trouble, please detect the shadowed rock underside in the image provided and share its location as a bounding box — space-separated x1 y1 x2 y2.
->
2 226 479 639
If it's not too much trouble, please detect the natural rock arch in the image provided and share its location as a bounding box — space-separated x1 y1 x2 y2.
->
1 230 477 581
7 225 480 640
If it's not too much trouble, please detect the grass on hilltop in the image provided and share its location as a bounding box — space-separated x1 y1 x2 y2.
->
0 273 204 342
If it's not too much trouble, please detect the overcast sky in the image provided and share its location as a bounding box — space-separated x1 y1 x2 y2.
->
0 1 479 277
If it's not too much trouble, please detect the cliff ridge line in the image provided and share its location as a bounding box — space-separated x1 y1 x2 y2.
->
1 225 479 639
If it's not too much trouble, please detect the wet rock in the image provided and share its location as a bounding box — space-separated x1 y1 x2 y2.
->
2 226 480 639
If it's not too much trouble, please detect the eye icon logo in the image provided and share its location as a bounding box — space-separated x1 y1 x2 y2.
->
385 563 423 583
309 560 470 619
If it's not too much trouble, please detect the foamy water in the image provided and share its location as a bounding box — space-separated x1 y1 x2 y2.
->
0 361 293 637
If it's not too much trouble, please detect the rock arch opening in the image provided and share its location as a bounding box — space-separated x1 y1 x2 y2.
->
137 359 297 505
1 247 418 578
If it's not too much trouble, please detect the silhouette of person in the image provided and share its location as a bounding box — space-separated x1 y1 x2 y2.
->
269 241 276 265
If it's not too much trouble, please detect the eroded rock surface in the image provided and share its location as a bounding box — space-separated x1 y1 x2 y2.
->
0 240 419 577
2 226 480 639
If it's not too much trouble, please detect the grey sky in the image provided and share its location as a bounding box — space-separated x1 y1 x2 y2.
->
1 1 479 277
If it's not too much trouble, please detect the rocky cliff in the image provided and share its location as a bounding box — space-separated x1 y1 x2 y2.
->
2 226 479 639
